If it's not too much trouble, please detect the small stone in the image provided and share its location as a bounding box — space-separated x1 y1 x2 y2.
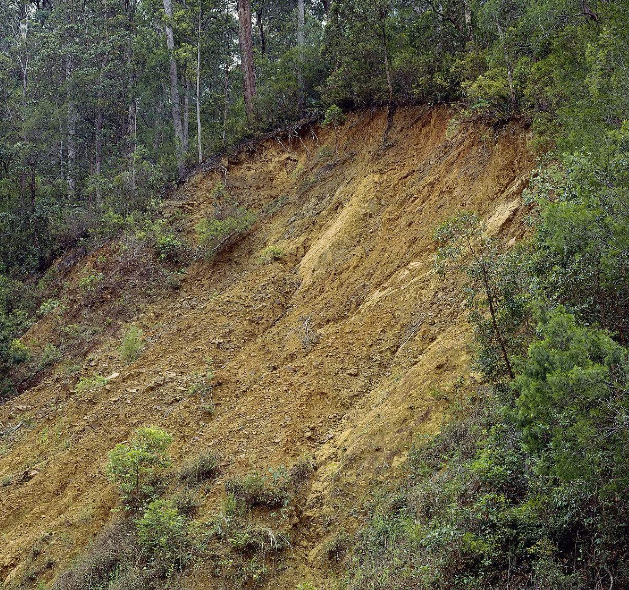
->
347 367 359 376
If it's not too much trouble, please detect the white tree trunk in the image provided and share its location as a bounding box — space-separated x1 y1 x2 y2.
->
163 0 186 178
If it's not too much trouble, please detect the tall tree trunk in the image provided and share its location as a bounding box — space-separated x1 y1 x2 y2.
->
66 56 77 197
464 0 472 41
256 9 266 55
495 16 516 110
163 0 186 178
237 0 256 121
222 0 230 145
184 76 190 151
94 53 109 206
297 0 305 112
196 4 203 163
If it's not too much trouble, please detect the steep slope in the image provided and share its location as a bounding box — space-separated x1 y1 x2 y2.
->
0 108 534 589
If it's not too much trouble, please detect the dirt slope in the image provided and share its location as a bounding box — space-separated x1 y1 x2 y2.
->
0 107 534 589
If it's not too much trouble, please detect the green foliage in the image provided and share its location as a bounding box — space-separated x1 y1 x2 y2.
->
322 105 346 128
75 374 108 393
179 451 220 485
434 212 531 381
118 326 144 363
530 129 629 341
260 245 285 263
36 343 62 370
516 307 629 483
106 427 173 509
225 468 291 509
78 273 104 292
136 499 191 574
195 207 256 258
138 219 188 264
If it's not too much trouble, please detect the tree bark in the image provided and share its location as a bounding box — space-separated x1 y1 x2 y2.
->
66 56 77 197
256 9 266 55
196 3 203 163
163 0 186 178
94 52 109 206
237 0 256 121
297 0 305 112
184 76 190 151
464 0 472 41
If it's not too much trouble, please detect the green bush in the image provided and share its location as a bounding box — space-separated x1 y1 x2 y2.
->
136 499 191 574
119 326 144 363
106 427 172 508
75 374 108 393
78 272 104 292
225 468 291 509
195 207 256 258
260 245 285 263
179 451 220 485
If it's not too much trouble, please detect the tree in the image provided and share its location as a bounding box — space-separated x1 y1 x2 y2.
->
162 0 187 177
237 0 256 120
434 211 531 381
106 426 173 508
297 0 305 112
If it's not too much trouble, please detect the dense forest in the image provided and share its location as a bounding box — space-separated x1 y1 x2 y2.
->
2 0 629 588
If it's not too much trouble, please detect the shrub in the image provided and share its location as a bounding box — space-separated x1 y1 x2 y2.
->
260 245 285 263
78 272 104 292
51 520 136 590
75 374 108 393
179 451 220 485
195 207 256 258
144 219 187 264
119 326 144 363
228 525 290 554
37 298 65 317
174 488 201 517
136 499 191 574
225 468 291 509
106 427 172 508
187 358 215 397
34 343 62 372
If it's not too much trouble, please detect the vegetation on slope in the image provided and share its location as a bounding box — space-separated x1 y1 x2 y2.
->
0 0 628 588
344 125 629 588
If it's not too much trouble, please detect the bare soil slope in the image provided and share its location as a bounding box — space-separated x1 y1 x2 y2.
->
0 107 534 589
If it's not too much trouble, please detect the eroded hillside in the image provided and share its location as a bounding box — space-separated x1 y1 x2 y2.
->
0 108 534 589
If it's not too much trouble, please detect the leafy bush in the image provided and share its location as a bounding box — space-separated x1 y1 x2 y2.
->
227 524 290 555
106 427 172 508
195 207 256 258
36 343 62 370
119 326 144 363
78 272 104 292
260 245 285 263
75 374 108 393
225 468 291 509
138 219 188 264
136 499 191 574
51 520 137 590
346 309 629 589
179 451 220 485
